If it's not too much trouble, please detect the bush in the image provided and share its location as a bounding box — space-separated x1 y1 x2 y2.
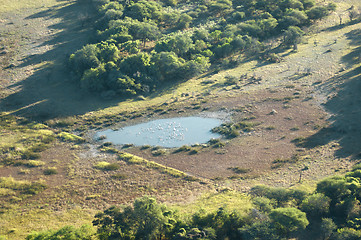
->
94 161 120 171
152 149 167 156
300 193 330 219
24 160 45 168
111 173 127 180
269 208 309 237
58 132 85 143
306 6 329 20
22 150 41 160
43 167 58 175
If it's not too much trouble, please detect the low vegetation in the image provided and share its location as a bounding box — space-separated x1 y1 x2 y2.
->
0 115 55 166
0 177 46 202
94 161 120 171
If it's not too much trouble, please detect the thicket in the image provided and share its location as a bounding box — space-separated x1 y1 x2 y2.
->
26 164 361 239
70 0 335 98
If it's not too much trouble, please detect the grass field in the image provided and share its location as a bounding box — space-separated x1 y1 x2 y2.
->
0 0 59 13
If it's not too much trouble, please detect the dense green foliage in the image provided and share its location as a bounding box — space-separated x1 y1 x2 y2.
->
70 0 335 97
27 165 361 239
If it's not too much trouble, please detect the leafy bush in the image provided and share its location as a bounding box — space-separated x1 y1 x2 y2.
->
94 161 120 171
58 132 85 143
24 160 45 168
22 150 41 160
43 167 58 175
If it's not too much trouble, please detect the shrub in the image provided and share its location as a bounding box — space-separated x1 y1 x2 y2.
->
22 150 41 160
94 161 120 171
43 167 58 175
269 208 309 237
24 160 45 168
173 145 191 153
111 173 127 180
189 149 199 155
152 149 167 156
229 167 251 174
58 132 85 143
28 143 49 153
300 193 330 219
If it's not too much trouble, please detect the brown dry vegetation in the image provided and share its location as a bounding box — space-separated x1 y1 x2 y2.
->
1 0 361 239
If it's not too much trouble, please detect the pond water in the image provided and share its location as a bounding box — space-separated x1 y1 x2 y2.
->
95 117 222 148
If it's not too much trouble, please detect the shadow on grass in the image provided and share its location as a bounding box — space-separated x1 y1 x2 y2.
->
0 0 120 120
323 18 361 32
299 27 361 158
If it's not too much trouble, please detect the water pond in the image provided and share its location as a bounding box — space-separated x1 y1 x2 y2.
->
95 116 222 148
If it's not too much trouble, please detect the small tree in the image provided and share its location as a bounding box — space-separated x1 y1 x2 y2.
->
177 13 192 29
269 207 309 238
320 218 336 240
300 193 331 220
93 196 177 240
283 26 304 50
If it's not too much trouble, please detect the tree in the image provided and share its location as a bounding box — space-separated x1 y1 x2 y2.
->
332 228 361 240
182 56 210 78
209 0 233 17
320 218 336 240
283 26 304 50
316 176 357 221
300 193 331 219
80 64 107 92
150 52 185 82
306 6 329 20
269 207 309 238
177 13 192 29
93 196 177 240
155 34 193 58
69 44 100 75
129 21 160 47
240 221 279 240
125 0 162 22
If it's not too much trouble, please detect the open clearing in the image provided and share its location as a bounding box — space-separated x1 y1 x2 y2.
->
1 0 361 238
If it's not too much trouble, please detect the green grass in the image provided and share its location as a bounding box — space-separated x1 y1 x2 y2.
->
0 0 59 13
173 191 252 217
114 150 192 179
0 206 95 240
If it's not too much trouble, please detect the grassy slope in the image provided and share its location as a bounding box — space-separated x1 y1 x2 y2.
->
0 0 58 13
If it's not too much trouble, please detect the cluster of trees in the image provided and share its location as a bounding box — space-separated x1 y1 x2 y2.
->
26 164 361 239
69 0 335 97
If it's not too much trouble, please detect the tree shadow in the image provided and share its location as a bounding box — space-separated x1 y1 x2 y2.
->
300 28 361 158
323 18 361 32
0 1 120 121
